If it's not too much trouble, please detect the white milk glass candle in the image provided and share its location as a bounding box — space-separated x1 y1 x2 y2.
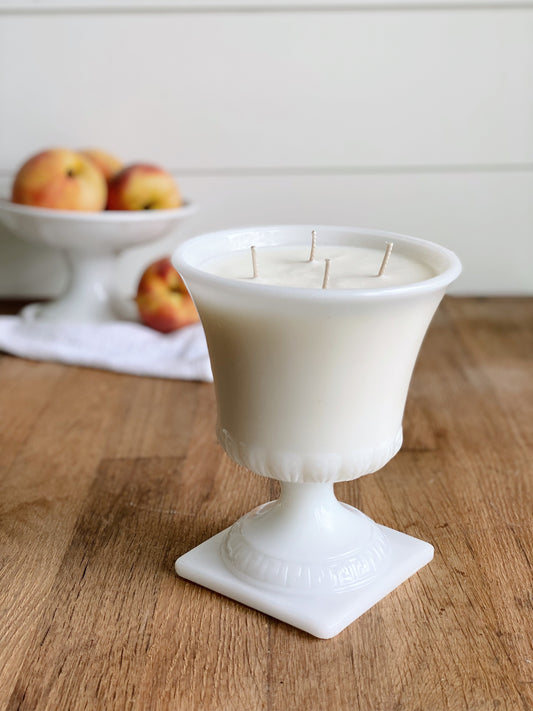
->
173 225 461 638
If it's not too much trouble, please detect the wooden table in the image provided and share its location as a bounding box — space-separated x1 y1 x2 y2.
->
0 297 531 711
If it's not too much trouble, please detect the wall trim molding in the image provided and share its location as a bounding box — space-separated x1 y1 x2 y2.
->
1 0 532 12
2 164 533 183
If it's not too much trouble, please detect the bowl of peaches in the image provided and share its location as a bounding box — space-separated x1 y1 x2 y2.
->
0 148 195 323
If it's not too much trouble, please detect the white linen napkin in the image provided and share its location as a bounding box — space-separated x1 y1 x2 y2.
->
0 315 213 381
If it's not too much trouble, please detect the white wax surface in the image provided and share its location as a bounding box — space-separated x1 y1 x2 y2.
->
203 245 436 289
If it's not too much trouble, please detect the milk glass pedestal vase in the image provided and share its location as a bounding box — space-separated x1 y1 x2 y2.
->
173 225 461 639
0 199 195 322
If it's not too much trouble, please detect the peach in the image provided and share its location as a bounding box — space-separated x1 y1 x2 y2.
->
11 148 107 211
107 164 181 211
135 256 199 333
79 148 123 182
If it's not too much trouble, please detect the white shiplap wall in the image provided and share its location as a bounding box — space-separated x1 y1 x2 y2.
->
0 2 532 296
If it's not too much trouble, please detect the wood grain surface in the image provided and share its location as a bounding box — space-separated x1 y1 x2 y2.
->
0 297 531 711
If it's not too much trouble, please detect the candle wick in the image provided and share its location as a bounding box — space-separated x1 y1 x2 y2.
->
377 242 394 277
322 258 331 289
309 229 317 262
251 245 258 279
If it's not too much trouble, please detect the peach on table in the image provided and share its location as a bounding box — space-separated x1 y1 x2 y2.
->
135 256 199 333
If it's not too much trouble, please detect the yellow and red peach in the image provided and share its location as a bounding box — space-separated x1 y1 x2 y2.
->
11 148 107 211
107 164 181 211
79 148 123 182
135 256 199 333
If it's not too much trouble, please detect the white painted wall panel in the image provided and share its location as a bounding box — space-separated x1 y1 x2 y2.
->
0 7 531 297
1 10 532 171
1 171 531 296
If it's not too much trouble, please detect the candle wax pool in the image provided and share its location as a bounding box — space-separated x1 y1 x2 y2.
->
203 244 436 289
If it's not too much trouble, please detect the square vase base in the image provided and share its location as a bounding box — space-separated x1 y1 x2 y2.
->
176 524 434 639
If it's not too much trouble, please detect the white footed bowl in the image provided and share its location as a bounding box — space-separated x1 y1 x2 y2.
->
0 199 196 252
0 198 195 322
